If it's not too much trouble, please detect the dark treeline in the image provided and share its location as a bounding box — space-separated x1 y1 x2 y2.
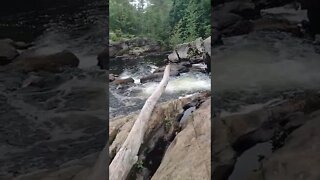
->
109 0 211 46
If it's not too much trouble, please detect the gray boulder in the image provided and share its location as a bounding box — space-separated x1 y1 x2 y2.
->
0 39 19 65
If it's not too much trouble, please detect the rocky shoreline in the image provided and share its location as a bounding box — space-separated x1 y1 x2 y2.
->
110 91 211 180
213 0 320 179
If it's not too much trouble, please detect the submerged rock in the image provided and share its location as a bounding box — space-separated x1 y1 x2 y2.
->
97 48 108 69
6 50 79 72
0 39 19 65
113 77 134 85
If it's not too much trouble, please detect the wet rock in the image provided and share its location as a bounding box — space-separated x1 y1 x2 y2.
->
212 116 237 180
214 1 258 19
12 41 32 50
140 71 180 84
168 37 210 63
213 1 258 37
7 50 79 72
213 11 243 30
175 43 191 60
97 48 108 69
110 38 161 58
109 43 124 58
260 5 308 24
250 115 320 180
0 39 19 65
212 92 320 179
253 18 300 34
191 37 205 53
167 50 180 63
109 74 116 82
153 63 188 74
203 36 212 56
113 77 134 85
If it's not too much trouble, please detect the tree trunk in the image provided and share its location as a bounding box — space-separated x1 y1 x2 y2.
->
109 64 171 180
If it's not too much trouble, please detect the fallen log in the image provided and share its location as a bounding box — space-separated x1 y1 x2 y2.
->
109 64 171 180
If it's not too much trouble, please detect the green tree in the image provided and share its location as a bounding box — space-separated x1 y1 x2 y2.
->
109 0 210 47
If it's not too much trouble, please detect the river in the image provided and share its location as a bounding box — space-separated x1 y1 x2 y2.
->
0 1 108 177
109 55 211 118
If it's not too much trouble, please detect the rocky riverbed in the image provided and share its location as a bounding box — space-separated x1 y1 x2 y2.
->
108 36 211 118
213 0 320 179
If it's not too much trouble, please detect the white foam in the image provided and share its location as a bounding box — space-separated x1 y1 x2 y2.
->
141 74 211 95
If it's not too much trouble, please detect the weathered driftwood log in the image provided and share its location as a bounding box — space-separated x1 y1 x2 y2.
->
109 64 171 180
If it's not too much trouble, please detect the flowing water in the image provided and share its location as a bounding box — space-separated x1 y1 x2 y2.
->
0 0 107 69
109 56 211 118
0 1 108 177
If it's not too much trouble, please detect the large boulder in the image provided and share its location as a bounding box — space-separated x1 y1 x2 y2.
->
213 11 243 30
168 37 211 63
253 18 300 34
109 42 128 58
140 71 180 83
152 98 211 180
212 1 258 37
204 36 212 56
7 50 79 72
97 48 108 69
214 1 258 19
109 38 161 58
301 0 320 39
249 115 320 180
168 51 180 63
113 77 134 85
0 39 19 65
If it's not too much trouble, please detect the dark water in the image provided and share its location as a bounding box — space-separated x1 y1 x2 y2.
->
109 55 166 75
0 0 107 68
0 1 108 177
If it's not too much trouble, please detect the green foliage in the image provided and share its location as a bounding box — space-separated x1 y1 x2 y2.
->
110 30 135 42
135 159 144 171
169 0 211 44
109 0 210 47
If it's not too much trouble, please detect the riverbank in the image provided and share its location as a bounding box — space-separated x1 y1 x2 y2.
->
213 1 320 179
